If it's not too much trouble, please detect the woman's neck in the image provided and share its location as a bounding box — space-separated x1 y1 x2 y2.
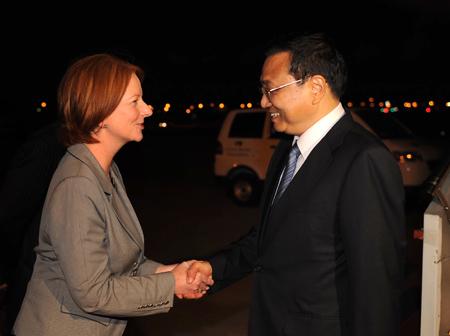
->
85 142 119 175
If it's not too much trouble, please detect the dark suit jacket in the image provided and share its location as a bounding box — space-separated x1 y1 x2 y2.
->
209 112 406 336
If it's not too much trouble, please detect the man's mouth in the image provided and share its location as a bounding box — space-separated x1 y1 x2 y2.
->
270 112 280 118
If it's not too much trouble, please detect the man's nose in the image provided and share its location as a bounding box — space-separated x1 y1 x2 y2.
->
260 94 271 108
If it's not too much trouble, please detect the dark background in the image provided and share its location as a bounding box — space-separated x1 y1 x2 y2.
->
1 1 450 108
0 1 449 163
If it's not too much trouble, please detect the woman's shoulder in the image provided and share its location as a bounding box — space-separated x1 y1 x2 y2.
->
55 150 96 180
47 152 101 198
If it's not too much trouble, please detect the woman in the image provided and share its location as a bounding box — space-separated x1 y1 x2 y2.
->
13 54 210 336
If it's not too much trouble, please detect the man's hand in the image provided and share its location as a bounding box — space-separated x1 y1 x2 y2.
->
171 261 213 299
186 260 213 286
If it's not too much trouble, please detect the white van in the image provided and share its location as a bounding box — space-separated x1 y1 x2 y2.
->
214 108 433 205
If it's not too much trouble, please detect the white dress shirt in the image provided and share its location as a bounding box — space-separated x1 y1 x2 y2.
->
273 103 345 201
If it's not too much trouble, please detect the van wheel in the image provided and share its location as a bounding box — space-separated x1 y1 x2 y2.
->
229 174 260 206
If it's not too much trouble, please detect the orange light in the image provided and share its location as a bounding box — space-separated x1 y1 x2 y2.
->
413 229 423 240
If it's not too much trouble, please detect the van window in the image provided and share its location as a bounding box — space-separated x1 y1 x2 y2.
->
353 109 412 139
228 112 265 138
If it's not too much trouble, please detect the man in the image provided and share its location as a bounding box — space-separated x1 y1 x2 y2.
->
0 122 66 335
187 33 406 335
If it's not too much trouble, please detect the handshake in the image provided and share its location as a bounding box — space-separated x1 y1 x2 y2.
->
157 260 213 299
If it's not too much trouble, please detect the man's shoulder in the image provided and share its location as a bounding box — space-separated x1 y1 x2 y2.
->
344 121 387 151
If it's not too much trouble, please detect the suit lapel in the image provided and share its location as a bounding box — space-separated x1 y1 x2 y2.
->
110 182 145 249
67 144 144 250
283 139 333 205
261 138 292 214
258 137 292 248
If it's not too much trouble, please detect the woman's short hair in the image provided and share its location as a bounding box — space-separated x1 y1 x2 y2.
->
58 53 143 146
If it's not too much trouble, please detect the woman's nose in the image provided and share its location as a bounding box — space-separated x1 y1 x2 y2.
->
143 104 153 117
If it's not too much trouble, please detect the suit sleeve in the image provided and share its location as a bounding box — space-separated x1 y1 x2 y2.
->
207 226 258 292
206 140 290 292
339 146 406 336
44 176 175 317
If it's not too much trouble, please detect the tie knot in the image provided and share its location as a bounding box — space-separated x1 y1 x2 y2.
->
290 142 300 155
289 142 301 160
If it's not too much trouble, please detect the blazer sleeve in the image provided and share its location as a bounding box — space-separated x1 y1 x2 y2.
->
137 257 162 276
339 146 406 336
44 176 175 317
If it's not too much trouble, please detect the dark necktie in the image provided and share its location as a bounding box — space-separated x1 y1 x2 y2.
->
275 141 301 201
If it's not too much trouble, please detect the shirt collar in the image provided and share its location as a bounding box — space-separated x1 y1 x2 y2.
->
294 103 345 160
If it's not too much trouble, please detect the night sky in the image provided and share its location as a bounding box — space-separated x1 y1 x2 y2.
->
1 1 450 115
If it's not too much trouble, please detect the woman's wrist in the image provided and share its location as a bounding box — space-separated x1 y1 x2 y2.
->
156 264 177 273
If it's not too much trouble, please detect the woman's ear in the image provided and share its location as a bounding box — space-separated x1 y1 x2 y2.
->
92 122 107 135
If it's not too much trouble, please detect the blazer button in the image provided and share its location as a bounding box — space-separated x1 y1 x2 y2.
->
254 265 263 272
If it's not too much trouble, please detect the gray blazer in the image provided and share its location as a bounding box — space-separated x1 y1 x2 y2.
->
14 144 174 336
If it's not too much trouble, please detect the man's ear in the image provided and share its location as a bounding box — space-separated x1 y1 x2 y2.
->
310 75 327 104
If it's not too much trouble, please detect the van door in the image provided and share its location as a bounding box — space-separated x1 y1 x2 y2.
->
221 111 268 179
